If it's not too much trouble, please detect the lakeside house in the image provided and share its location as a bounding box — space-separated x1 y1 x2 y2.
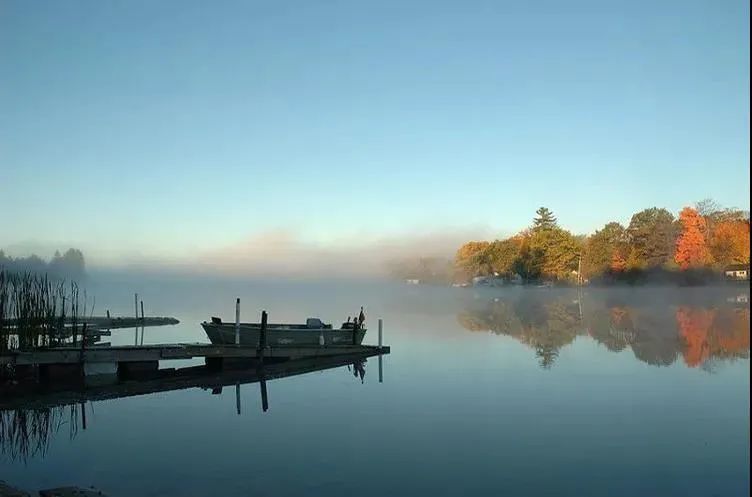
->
724 264 750 280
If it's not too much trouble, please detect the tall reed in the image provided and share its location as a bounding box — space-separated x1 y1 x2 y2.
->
0 268 81 353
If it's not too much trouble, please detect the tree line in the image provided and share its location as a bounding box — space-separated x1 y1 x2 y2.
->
0 248 86 281
454 200 749 285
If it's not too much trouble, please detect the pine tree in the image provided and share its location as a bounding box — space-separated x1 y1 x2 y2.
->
532 207 557 231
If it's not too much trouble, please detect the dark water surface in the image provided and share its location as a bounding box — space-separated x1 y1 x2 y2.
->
1 274 749 496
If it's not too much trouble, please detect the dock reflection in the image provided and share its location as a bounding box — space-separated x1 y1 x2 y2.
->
1 352 386 463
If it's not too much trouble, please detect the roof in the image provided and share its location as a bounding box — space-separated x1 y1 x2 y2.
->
724 264 750 271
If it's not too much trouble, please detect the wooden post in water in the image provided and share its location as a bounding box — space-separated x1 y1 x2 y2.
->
134 293 138 319
235 382 241 415
260 377 269 412
140 300 145 345
79 323 87 365
106 309 110 319
258 310 268 353
378 318 384 383
234 298 240 345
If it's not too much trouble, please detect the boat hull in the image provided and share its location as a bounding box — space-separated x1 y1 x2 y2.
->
201 323 366 346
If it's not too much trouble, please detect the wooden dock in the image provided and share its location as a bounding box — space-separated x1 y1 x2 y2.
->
0 343 389 367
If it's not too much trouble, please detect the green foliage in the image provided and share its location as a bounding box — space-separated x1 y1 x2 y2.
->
583 222 628 277
627 207 678 268
531 227 581 280
513 237 543 282
485 238 521 277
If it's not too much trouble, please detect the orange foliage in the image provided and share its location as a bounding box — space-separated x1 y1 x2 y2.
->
455 241 490 261
610 250 627 272
710 220 750 265
675 207 712 269
676 306 714 367
676 306 750 367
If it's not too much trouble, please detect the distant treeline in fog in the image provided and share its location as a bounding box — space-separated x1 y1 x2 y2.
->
0 248 86 281
392 200 750 285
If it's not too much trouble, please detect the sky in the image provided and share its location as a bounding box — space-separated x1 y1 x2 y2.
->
0 0 749 266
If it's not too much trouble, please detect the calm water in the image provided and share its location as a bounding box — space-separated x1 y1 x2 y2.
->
1 274 749 497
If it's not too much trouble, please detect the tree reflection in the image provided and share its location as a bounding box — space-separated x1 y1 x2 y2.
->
457 291 749 370
676 306 749 367
457 294 582 369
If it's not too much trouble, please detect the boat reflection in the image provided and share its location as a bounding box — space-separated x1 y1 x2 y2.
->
458 291 750 370
0 352 383 463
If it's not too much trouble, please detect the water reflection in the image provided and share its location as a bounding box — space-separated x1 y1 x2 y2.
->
457 291 750 370
0 353 380 463
0 404 82 464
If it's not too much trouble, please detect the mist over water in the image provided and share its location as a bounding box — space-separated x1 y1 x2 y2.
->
1 273 748 496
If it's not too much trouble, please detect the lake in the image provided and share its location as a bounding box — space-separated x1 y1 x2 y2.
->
1 274 749 497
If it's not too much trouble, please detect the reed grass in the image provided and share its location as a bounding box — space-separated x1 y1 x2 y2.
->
0 268 82 354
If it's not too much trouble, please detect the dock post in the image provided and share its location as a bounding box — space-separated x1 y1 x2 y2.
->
258 311 268 355
134 293 138 319
140 300 144 321
379 354 383 383
235 298 240 345
378 319 383 348
106 309 110 319
235 382 241 415
260 377 269 412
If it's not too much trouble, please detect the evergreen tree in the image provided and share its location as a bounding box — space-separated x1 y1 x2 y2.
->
532 207 558 232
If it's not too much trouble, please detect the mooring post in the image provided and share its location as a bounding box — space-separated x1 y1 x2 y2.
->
379 354 383 383
134 293 138 319
235 298 240 345
79 323 87 366
235 382 241 415
106 309 110 319
378 318 383 348
258 310 268 355
260 377 269 412
140 300 144 321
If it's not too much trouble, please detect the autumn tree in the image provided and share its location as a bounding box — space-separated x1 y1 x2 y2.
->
675 207 712 269
583 222 628 278
485 237 522 278
627 207 679 268
454 241 491 280
709 219 750 266
531 227 580 280
513 234 543 282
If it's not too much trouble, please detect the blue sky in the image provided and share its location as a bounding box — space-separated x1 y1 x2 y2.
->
1 0 749 263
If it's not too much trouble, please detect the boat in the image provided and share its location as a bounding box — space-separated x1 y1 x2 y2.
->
201 317 366 346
